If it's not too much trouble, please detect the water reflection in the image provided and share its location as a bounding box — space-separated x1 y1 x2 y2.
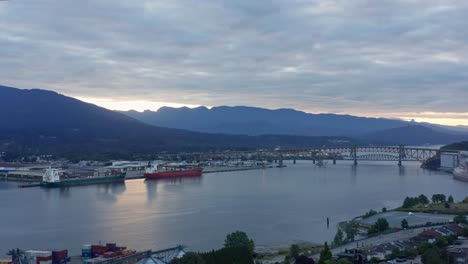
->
350 164 357 185
398 165 406 176
145 179 158 204
95 182 127 204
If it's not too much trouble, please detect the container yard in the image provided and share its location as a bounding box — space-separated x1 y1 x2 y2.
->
6 243 185 264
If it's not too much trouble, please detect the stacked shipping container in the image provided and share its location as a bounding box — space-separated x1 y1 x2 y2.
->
81 243 137 264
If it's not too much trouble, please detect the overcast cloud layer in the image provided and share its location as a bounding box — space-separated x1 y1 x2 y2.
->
1 0 468 125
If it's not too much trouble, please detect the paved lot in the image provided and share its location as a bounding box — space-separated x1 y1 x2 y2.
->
360 211 455 228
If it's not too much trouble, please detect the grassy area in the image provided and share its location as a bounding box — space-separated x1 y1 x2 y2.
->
397 202 468 215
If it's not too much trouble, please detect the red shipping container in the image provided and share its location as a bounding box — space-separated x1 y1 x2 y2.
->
91 245 106 254
52 250 68 263
36 256 52 264
106 243 116 248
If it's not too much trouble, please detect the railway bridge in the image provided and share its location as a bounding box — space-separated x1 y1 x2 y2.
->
162 145 454 166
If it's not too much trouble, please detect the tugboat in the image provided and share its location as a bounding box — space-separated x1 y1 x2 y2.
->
41 168 126 188
144 163 203 179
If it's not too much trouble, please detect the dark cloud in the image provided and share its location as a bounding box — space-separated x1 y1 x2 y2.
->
0 0 467 122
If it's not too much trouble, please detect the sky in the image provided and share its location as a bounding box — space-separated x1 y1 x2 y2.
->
1 0 468 126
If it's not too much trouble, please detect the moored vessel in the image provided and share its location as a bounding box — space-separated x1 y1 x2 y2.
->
41 168 126 188
453 159 468 183
144 163 203 179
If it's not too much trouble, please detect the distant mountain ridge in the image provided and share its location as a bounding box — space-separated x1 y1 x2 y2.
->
364 125 468 145
122 106 467 138
0 85 357 159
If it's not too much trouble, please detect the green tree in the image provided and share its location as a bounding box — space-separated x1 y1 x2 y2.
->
333 229 344 246
421 248 446 264
463 227 468 237
419 194 430 204
401 219 409 229
454 215 467 224
363 209 378 219
344 221 359 242
432 194 446 203
448 195 454 203
224 231 255 253
318 242 332 264
337 258 352 264
375 218 390 232
289 244 301 259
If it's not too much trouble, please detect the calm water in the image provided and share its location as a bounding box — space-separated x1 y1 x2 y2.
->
0 160 467 255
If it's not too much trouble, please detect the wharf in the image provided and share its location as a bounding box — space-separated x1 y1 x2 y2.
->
203 165 270 173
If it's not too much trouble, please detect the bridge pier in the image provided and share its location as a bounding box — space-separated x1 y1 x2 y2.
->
352 146 358 165
293 159 296 164
277 155 285 168
398 144 404 166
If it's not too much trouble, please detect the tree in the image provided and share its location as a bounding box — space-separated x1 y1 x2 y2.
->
462 227 468 237
289 244 301 259
454 215 467 224
344 222 358 242
363 209 378 219
369 218 390 234
224 231 255 254
333 229 344 246
421 248 446 264
375 218 390 231
448 195 454 203
431 194 446 203
337 258 352 264
401 219 409 229
318 242 332 264
418 194 430 204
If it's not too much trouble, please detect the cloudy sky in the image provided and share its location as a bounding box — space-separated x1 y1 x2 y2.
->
1 0 468 126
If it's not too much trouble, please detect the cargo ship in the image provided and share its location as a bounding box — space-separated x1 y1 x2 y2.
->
144 163 203 179
453 159 468 183
41 168 126 188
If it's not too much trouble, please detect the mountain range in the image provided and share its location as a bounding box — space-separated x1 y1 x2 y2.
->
1 84 467 160
0 85 357 160
122 107 468 144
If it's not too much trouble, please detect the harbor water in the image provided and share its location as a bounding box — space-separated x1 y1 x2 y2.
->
0 160 467 255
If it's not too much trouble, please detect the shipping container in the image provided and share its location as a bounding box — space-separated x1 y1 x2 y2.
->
0 260 12 264
26 251 52 258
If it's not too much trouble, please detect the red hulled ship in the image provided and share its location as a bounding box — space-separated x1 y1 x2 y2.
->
144 163 203 179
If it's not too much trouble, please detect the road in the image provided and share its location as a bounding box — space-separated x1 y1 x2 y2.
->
311 225 444 259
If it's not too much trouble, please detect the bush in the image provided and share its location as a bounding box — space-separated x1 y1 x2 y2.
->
363 209 378 219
